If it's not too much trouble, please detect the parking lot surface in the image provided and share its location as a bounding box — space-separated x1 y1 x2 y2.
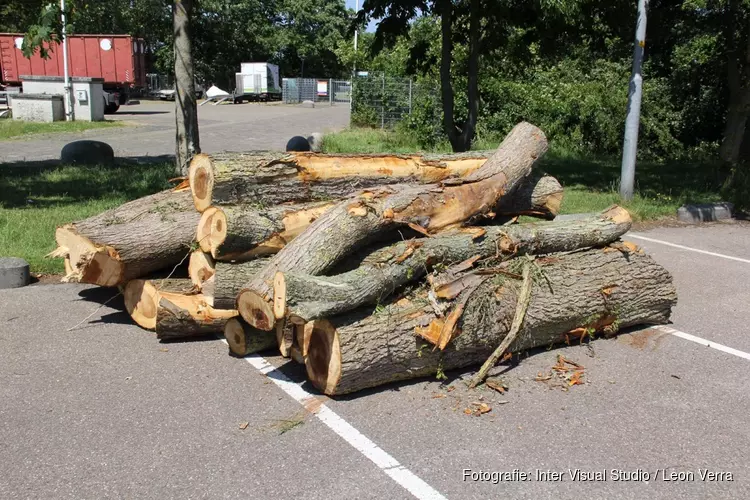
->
0 222 748 499
0 100 351 163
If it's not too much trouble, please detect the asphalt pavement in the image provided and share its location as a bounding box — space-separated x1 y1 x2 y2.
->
0 222 748 499
0 100 351 163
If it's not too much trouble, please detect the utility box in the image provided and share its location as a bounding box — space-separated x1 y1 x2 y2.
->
10 94 64 122
20 75 105 121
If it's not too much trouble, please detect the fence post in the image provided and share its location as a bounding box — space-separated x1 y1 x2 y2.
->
330 78 333 106
409 78 413 115
381 74 385 129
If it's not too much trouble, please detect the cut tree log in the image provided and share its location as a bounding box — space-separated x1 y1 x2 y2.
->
237 122 549 330
188 151 496 212
155 293 238 340
495 174 562 218
201 259 270 309
196 207 219 252
124 278 198 330
188 250 215 289
224 318 278 356
206 201 334 261
52 188 199 286
274 206 632 324
303 246 677 395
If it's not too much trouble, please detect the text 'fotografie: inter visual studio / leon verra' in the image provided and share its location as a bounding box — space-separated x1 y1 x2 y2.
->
462 468 734 483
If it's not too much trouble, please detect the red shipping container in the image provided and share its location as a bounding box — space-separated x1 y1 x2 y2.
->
0 33 146 88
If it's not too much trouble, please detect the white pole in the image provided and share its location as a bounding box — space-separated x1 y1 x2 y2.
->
620 0 649 201
60 0 73 121
354 0 359 75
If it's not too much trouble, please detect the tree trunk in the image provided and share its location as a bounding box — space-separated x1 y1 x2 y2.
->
156 293 237 340
224 318 278 356
304 247 677 395
236 122 548 330
124 278 198 330
52 188 199 286
495 174 562 218
173 0 200 175
205 202 334 261
720 0 750 164
187 151 495 213
275 207 631 325
201 258 270 309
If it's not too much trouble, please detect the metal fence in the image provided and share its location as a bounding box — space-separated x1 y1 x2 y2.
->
350 75 439 129
282 78 351 104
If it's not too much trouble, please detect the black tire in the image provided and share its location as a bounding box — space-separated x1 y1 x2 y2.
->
104 103 120 114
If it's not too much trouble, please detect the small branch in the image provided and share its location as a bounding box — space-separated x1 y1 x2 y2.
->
468 259 534 389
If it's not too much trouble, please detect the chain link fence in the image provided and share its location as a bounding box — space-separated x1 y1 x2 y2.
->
350 74 440 130
282 78 351 104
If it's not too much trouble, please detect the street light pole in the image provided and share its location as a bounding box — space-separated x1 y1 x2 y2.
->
619 0 649 200
60 0 73 121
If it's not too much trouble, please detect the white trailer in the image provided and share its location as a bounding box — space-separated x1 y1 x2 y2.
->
234 62 281 102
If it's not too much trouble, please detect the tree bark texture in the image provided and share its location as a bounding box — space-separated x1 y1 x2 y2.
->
53 188 199 286
174 0 200 175
304 247 677 395
237 122 548 330
124 278 198 330
187 151 496 212
277 206 631 324
207 201 334 261
201 259 270 309
155 293 237 340
224 318 278 356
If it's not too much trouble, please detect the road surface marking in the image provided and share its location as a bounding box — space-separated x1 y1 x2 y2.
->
653 325 750 361
627 234 750 264
221 340 447 500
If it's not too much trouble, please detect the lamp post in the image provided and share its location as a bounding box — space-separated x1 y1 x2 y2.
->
60 0 73 121
619 0 649 200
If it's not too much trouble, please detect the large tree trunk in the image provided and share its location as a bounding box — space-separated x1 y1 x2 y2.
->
236 122 548 330
203 201 334 261
174 0 200 175
720 0 750 164
187 151 495 213
304 247 677 395
275 207 631 325
52 189 199 286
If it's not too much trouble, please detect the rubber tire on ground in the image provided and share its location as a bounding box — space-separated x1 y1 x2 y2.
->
104 103 120 114
286 135 311 152
61 140 115 165
0 257 30 289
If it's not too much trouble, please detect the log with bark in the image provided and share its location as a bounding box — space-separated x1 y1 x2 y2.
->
303 246 677 395
188 250 215 289
187 151 494 212
124 278 198 330
274 206 632 325
155 293 237 340
224 318 279 356
237 122 549 330
51 188 199 286
204 201 334 261
201 258 270 309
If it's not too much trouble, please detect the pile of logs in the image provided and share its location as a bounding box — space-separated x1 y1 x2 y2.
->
51 122 677 395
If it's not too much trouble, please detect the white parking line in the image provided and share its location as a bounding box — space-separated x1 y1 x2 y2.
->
222 340 447 500
653 325 750 361
627 234 750 264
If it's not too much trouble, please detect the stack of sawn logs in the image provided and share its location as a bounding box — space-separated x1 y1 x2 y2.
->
51 122 677 396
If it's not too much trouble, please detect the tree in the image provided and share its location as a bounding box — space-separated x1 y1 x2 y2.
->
173 0 200 174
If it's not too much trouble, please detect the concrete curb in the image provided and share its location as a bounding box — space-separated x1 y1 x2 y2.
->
0 257 30 289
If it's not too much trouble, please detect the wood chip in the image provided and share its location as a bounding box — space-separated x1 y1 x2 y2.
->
239 422 249 430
